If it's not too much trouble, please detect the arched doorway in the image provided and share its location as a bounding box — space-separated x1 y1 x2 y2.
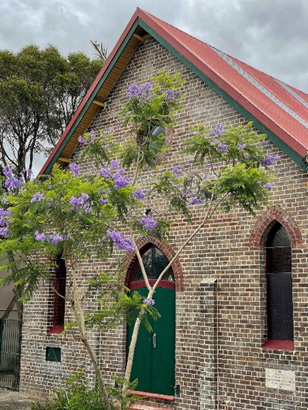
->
127 244 175 395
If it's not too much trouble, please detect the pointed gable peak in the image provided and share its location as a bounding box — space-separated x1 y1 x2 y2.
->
40 9 308 176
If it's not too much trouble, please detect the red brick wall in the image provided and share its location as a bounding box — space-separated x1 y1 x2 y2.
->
20 37 308 409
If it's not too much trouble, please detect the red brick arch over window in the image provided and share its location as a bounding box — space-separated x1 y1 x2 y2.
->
123 236 184 291
249 205 302 248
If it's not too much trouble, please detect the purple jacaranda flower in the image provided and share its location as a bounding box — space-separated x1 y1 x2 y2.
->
69 162 80 177
127 83 139 98
5 177 22 190
3 167 12 178
31 192 44 203
172 167 183 175
70 193 89 211
88 130 96 143
0 208 11 217
0 217 8 226
263 182 272 191
103 127 114 135
113 172 130 189
144 82 152 91
141 82 152 101
257 181 272 191
83 202 93 213
0 227 8 237
262 154 280 166
3 168 23 190
99 197 109 204
182 189 195 200
165 89 181 101
50 234 64 245
34 231 46 241
78 135 88 145
140 216 158 231
110 159 119 169
127 82 153 102
217 144 228 153
143 298 155 306
189 198 202 205
70 197 79 211
165 89 174 101
99 167 112 178
107 229 134 251
79 193 89 202
0 209 11 227
134 188 145 200
209 125 224 138
237 144 246 150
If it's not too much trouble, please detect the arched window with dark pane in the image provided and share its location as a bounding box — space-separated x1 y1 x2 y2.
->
48 256 66 334
136 126 166 167
265 222 293 341
128 244 175 290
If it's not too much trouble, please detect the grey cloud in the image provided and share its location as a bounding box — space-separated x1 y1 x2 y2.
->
0 0 307 91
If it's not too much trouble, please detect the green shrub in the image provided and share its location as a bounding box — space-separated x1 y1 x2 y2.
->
30 374 107 410
30 374 140 410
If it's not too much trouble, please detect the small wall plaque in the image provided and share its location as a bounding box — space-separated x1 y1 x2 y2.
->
265 368 295 391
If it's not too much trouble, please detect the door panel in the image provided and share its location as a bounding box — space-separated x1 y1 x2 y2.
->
152 287 175 395
127 286 175 395
128 288 152 393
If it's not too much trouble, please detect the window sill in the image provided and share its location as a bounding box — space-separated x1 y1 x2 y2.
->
262 339 294 351
47 325 64 335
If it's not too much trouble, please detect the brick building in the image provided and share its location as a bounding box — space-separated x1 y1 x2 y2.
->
20 8 308 410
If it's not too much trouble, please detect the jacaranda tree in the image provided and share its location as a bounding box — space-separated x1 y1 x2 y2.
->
0 71 278 409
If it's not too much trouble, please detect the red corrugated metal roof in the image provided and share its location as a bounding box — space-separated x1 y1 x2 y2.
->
39 8 308 175
140 10 308 156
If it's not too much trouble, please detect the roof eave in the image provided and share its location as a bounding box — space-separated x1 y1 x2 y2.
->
39 8 146 176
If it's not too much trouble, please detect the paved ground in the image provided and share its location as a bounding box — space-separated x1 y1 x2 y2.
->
0 389 35 410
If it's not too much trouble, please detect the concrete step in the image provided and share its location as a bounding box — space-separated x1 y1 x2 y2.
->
132 405 173 410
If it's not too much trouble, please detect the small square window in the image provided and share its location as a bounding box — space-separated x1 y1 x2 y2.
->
46 347 61 362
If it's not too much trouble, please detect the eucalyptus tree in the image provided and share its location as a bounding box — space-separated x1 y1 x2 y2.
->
0 45 103 175
0 44 104 319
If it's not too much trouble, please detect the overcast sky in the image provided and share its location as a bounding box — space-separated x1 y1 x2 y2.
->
1 0 308 93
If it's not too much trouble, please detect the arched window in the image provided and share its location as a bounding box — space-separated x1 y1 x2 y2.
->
129 245 174 286
48 256 66 334
136 126 166 166
265 222 293 342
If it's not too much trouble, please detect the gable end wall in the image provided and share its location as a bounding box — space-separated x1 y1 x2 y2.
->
20 37 308 410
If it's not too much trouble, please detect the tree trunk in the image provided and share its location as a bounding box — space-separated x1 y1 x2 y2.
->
1 291 19 319
1 251 23 320
68 261 112 410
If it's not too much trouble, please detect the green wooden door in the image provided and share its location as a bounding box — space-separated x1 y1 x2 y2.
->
127 286 175 395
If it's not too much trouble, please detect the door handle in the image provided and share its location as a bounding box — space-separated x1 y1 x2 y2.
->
153 333 157 348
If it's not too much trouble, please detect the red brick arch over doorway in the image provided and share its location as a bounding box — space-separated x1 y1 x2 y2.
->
123 236 184 291
249 205 303 248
